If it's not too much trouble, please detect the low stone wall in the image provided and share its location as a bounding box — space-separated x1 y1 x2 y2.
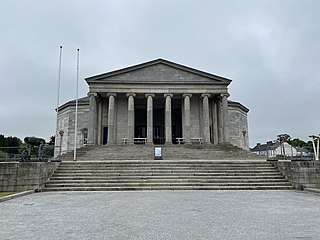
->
0 162 60 192
271 161 320 189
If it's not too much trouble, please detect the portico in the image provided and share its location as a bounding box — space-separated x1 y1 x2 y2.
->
55 59 249 154
85 59 232 146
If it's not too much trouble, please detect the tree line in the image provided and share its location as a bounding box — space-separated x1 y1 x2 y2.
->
0 134 55 155
276 134 313 148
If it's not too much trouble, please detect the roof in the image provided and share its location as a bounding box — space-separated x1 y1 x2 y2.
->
85 58 232 85
251 142 281 152
57 96 89 111
228 100 249 113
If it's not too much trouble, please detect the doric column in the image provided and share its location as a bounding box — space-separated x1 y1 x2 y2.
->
212 99 219 145
201 94 211 144
107 93 117 144
221 93 230 143
217 98 223 144
97 99 102 145
126 93 136 144
164 94 173 144
182 94 192 144
145 94 155 144
87 92 98 145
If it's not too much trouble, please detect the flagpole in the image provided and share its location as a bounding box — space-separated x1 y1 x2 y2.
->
56 46 62 158
73 48 80 161
56 46 63 113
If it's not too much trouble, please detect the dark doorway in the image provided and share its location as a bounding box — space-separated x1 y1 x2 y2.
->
103 127 108 145
135 98 147 138
153 98 165 144
172 99 182 144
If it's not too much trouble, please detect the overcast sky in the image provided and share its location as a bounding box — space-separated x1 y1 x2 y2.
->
1 0 320 146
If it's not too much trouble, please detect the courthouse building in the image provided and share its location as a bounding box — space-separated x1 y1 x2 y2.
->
56 59 249 154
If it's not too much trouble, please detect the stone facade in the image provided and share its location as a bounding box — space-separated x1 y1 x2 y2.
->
56 59 249 154
0 162 60 192
272 161 320 189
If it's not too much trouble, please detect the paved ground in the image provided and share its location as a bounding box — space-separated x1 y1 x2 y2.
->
0 190 319 240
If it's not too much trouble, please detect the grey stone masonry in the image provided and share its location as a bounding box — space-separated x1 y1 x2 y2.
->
164 94 173 144
221 93 230 143
272 161 320 189
183 94 192 144
87 92 98 145
201 94 211 143
212 100 219 145
217 98 223 143
56 59 250 153
0 162 60 192
107 93 117 144
126 93 136 144
145 94 155 144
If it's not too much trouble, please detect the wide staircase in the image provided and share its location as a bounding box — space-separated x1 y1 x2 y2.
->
44 144 293 191
44 160 293 191
58 144 264 161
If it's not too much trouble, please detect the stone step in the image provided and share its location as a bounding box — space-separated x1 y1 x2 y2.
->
59 144 264 161
45 150 291 191
45 181 292 187
58 165 270 168
50 175 286 180
56 168 277 173
52 172 283 177
59 160 268 165
57 166 275 170
47 178 288 184
43 185 293 191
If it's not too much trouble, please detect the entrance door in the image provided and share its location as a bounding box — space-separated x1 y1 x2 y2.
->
153 125 164 144
172 99 182 144
153 98 165 144
103 127 108 145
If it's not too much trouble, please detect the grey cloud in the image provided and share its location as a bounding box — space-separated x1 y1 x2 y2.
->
1 0 319 145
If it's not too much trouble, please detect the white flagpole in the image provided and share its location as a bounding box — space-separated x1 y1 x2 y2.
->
73 48 80 161
56 46 63 113
56 46 63 158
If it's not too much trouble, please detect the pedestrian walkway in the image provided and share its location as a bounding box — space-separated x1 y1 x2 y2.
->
0 190 319 240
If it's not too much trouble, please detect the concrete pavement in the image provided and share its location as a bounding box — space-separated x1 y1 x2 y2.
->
0 190 319 240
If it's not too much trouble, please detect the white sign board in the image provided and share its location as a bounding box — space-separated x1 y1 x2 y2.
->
154 147 162 158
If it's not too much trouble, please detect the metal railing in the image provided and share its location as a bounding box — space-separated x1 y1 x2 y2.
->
0 145 57 162
264 146 315 161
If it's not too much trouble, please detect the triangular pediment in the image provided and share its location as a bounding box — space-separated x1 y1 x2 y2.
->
86 59 231 85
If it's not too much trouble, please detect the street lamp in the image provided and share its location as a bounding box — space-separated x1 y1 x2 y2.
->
309 134 320 160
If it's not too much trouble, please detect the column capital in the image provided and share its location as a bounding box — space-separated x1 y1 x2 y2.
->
107 93 117 98
145 93 155 98
201 93 212 98
220 93 230 98
182 93 192 98
88 92 98 97
164 93 173 98
126 93 136 98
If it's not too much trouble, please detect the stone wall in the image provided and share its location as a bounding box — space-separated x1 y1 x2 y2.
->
116 95 128 144
228 105 249 150
56 105 89 155
0 162 60 192
272 161 320 189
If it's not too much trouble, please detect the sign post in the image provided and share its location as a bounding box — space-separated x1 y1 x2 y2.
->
154 147 162 160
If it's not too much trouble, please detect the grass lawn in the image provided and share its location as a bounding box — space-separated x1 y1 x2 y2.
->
0 192 16 197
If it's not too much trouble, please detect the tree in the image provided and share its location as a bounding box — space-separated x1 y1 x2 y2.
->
290 138 308 148
48 135 55 145
6 136 22 154
277 134 291 156
0 134 7 147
